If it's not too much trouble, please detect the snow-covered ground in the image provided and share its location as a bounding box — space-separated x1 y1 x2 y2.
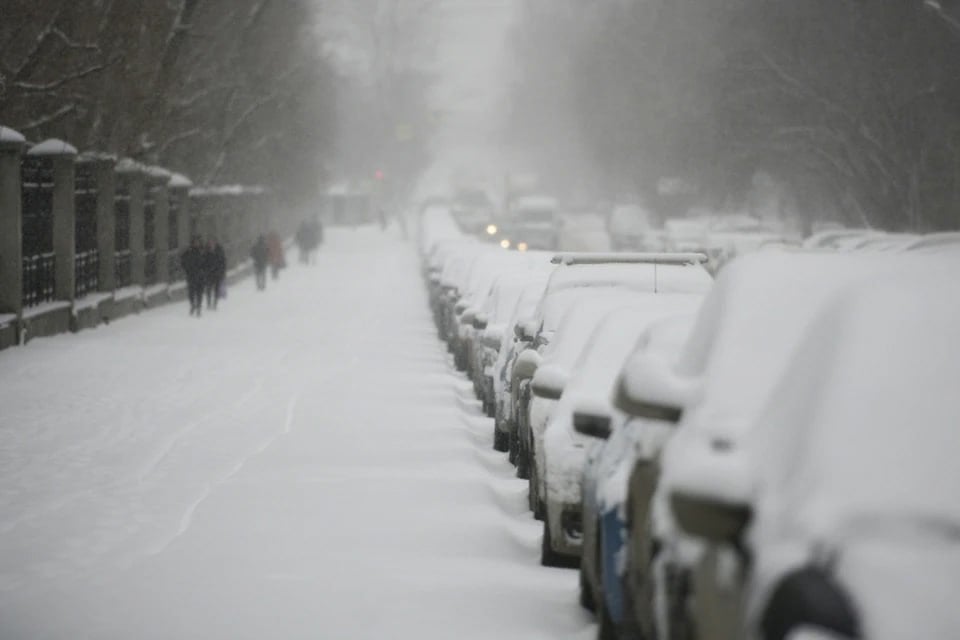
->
0 227 592 639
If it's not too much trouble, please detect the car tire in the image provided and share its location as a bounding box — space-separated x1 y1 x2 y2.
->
529 461 544 520
598 602 619 640
540 520 566 568
579 569 596 612
493 428 509 452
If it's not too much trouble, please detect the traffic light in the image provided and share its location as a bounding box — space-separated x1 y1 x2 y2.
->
374 169 385 181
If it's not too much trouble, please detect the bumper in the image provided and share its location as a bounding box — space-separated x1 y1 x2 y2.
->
547 499 584 558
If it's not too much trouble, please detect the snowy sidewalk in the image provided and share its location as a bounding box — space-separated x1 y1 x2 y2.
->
0 227 591 639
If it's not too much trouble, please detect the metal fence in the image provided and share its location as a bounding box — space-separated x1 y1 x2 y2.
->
21 156 55 307
22 252 56 307
115 249 132 288
75 249 99 297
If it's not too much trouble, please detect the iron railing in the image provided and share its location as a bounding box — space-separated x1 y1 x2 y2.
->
74 250 100 297
22 252 56 307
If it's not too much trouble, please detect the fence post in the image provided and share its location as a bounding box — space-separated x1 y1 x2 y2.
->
94 156 117 293
117 160 146 288
147 167 172 285
0 127 26 319
168 174 192 282
29 139 78 304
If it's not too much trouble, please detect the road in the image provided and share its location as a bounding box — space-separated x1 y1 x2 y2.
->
0 226 592 639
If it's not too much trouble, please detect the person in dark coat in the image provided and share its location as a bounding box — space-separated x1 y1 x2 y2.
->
202 238 227 310
180 235 206 316
251 234 269 290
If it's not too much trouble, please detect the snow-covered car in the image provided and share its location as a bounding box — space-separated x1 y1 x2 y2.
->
578 314 697 639
620 250 932 640
557 212 612 252
492 290 542 453
538 302 700 570
509 254 713 482
504 195 560 251
670 260 960 640
450 249 535 371
608 204 654 251
469 268 552 423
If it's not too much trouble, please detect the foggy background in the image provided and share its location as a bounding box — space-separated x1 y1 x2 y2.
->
3 1 960 231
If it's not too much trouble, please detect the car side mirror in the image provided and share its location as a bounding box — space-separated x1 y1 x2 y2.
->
671 491 752 546
513 348 542 382
573 408 612 439
669 443 754 545
462 308 477 326
472 312 488 330
613 353 694 422
454 300 468 315
480 327 502 350
530 364 567 400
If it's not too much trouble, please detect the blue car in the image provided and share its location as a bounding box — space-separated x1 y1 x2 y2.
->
578 316 695 640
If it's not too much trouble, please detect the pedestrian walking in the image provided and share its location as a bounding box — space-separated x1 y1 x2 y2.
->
180 235 206 316
251 234 269 290
266 231 285 280
295 220 312 265
202 238 227 310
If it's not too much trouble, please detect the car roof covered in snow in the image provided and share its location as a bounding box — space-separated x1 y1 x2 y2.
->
562 302 702 411
674 250 953 439
749 261 960 543
543 261 712 299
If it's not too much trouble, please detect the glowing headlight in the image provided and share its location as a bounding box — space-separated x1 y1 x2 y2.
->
500 239 511 249
517 242 528 252
486 224 498 236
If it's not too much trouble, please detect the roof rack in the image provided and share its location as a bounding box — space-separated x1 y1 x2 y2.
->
550 252 708 266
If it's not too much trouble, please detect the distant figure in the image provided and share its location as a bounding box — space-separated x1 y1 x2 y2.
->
378 208 388 230
180 235 206 316
202 238 227 310
250 235 269 290
295 218 320 265
266 231 285 279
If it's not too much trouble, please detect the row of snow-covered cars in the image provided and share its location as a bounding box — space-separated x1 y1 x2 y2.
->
418 205 960 640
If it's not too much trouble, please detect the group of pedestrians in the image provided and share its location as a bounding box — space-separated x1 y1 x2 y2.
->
180 236 227 317
181 218 325 314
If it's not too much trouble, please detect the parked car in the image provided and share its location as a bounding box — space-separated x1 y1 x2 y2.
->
617 250 928 640
558 211 613 252
608 205 654 251
508 254 713 481
537 302 701 569
670 260 960 640
579 314 698 639
470 269 553 421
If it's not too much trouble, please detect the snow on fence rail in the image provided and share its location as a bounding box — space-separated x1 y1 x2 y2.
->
0 125 278 351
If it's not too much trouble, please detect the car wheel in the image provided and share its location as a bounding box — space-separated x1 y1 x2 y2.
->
493 428 509 452
540 520 566 568
598 602 619 640
528 461 544 520
579 568 596 612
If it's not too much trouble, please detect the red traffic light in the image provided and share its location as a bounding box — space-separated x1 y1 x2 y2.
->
374 170 385 180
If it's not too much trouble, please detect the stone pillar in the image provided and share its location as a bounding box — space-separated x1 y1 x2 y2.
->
0 127 26 316
94 157 117 292
127 168 146 287
169 173 193 261
29 139 79 303
148 167 172 283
